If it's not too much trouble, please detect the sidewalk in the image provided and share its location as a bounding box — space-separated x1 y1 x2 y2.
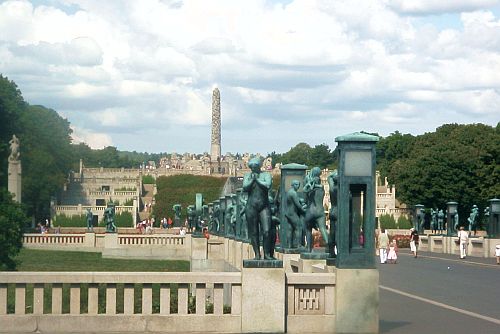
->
399 250 499 266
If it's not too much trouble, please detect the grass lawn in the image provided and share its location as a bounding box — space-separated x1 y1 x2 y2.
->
11 248 190 272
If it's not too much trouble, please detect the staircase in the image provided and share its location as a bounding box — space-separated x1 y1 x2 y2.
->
139 184 155 221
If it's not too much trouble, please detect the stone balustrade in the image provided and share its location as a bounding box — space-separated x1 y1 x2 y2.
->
118 235 185 246
0 270 339 333
54 205 135 218
23 234 85 246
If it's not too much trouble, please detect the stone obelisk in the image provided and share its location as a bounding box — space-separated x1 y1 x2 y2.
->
8 134 22 203
210 88 221 161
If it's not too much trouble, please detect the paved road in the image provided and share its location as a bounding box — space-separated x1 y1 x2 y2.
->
379 251 500 333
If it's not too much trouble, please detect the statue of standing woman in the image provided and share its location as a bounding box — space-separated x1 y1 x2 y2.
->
9 134 20 161
243 157 274 260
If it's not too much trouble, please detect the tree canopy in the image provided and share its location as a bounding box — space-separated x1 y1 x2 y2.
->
378 124 500 218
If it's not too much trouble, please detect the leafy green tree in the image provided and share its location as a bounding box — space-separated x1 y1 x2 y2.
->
386 124 500 218
0 188 28 270
19 105 73 220
0 75 26 188
310 143 335 169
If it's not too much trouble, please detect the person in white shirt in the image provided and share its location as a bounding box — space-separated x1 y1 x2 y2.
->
378 229 390 264
457 226 469 259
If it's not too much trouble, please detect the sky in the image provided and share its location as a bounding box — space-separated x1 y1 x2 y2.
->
1 0 499 155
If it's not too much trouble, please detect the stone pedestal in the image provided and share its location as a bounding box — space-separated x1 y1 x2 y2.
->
234 241 243 270
84 233 96 248
104 233 118 249
242 263 285 333
335 268 378 333
191 235 208 260
281 251 301 272
8 160 21 203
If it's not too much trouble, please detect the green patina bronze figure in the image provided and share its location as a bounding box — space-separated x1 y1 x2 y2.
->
173 204 182 227
104 202 116 233
243 157 274 260
438 209 445 233
453 211 460 231
468 205 479 235
86 208 94 232
239 193 249 240
303 167 329 252
327 170 338 257
187 205 196 232
285 179 306 249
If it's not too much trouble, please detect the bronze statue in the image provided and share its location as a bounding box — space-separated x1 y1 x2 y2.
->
327 170 338 256
104 203 116 233
303 167 329 252
285 180 306 249
86 208 94 232
468 205 479 235
243 157 274 260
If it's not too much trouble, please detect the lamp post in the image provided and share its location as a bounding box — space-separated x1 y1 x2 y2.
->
488 199 500 237
446 202 458 236
334 132 378 269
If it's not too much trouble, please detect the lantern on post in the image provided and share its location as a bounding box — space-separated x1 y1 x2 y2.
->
335 132 378 269
488 199 500 237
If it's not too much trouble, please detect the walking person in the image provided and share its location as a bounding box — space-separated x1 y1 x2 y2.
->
410 228 419 258
458 226 469 259
495 244 500 265
378 229 389 264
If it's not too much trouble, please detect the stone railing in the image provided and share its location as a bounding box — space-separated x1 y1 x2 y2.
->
54 205 136 218
417 235 499 258
118 235 185 246
286 273 336 333
0 272 241 333
23 234 85 246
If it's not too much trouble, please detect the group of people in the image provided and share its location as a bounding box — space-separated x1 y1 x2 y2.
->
378 227 420 264
377 229 399 264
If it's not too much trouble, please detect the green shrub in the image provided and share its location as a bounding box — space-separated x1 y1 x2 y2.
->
99 211 133 227
153 175 227 223
142 175 155 184
123 198 134 206
397 215 412 229
379 214 397 229
54 214 86 227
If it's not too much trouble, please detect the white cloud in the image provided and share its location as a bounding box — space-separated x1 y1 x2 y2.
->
387 0 500 15
0 0 499 153
71 125 112 149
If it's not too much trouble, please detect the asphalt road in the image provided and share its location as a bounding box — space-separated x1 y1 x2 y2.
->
379 250 500 334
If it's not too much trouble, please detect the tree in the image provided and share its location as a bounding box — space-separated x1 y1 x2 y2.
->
19 105 74 220
0 188 27 270
386 124 500 219
0 75 26 188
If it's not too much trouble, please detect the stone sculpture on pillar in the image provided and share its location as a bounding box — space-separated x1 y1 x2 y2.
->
8 134 22 203
210 88 221 162
243 157 274 260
